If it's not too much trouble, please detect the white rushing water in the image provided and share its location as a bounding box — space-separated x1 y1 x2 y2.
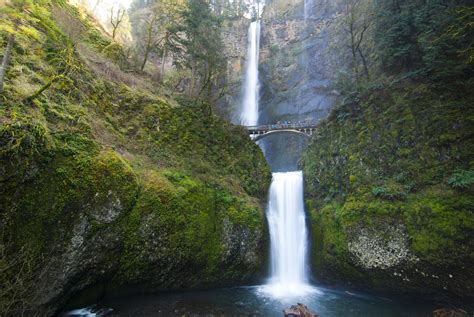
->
239 1 319 299
261 171 318 298
240 20 261 126
304 0 314 20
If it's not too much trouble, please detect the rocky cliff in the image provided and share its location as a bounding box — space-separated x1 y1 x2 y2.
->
219 18 250 121
243 0 343 172
299 0 474 302
259 0 340 125
221 0 341 127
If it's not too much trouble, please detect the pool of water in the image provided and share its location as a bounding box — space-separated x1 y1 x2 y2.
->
64 284 455 317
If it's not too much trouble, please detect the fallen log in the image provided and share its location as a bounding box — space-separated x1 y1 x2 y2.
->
283 303 319 317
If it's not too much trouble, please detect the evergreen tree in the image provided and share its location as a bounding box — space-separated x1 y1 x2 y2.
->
173 0 225 102
373 0 473 87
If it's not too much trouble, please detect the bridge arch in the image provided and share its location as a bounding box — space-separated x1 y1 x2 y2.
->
250 129 313 142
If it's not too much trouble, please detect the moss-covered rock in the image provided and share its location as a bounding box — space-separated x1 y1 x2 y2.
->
117 169 266 289
302 83 474 300
0 2 271 314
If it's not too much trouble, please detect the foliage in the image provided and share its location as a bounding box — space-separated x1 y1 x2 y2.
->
371 182 407 201
448 169 474 189
373 0 473 86
128 0 186 72
172 0 226 100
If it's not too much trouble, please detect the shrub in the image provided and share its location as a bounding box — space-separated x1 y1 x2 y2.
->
448 169 474 189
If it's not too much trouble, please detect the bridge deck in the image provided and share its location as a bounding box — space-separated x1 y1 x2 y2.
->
246 123 318 141
246 123 318 132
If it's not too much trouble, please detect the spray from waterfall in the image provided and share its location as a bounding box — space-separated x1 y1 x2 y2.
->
240 20 261 126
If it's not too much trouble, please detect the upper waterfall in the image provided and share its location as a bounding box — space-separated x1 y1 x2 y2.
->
304 0 314 20
240 20 261 126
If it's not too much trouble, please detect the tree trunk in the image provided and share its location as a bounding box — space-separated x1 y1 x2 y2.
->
357 46 370 80
189 65 196 97
140 18 155 72
26 75 63 101
0 34 15 94
160 34 168 82
141 46 150 72
348 15 359 79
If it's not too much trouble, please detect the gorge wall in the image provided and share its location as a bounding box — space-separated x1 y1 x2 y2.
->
0 3 271 314
259 0 339 125
301 82 474 301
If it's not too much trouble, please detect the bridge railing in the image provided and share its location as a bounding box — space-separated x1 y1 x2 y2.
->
245 122 319 131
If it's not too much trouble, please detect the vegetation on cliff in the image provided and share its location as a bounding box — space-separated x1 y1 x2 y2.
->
302 0 473 299
0 0 270 314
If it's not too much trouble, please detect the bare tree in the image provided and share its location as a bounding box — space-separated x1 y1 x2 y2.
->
343 0 372 80
140 9 159 71
110 5 126 40
0 230 53 315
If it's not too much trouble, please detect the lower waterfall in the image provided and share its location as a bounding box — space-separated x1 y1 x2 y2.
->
261 171 318 298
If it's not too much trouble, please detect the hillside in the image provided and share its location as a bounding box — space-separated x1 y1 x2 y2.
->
0 1 271 314
301 0 474 301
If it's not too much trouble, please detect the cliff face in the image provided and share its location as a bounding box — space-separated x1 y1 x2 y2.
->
224 0 343 172
298 0 474 302
219 18 250 122
259 0 340 125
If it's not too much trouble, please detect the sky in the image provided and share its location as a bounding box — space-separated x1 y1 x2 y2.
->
71 0 132 24
106 0 133 9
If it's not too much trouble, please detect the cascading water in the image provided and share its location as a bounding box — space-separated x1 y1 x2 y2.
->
238 0 317 300
240 20 261 126
238 0 317 299
304 0 314 20
261 171 317 298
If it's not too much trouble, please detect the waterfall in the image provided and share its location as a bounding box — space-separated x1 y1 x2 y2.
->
304 0 314 20
240 20 261 126
262 171 315 297
238 1 317 300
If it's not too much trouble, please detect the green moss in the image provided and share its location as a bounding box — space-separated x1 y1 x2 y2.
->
302 82 474 293
2 149 137 256
119 168 264 286
404 189 474 264
0 0 270 310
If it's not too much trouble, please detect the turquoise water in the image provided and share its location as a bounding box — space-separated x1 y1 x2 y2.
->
64 284 456 316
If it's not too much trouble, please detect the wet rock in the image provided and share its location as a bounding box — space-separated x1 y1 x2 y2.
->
283 303 319 317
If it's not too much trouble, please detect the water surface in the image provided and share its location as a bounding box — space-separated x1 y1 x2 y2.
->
67 285 444 317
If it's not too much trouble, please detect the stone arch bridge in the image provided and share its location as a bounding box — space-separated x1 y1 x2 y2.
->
246 123 318 141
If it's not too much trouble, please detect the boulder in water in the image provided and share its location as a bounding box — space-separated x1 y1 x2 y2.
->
283 303 319 317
